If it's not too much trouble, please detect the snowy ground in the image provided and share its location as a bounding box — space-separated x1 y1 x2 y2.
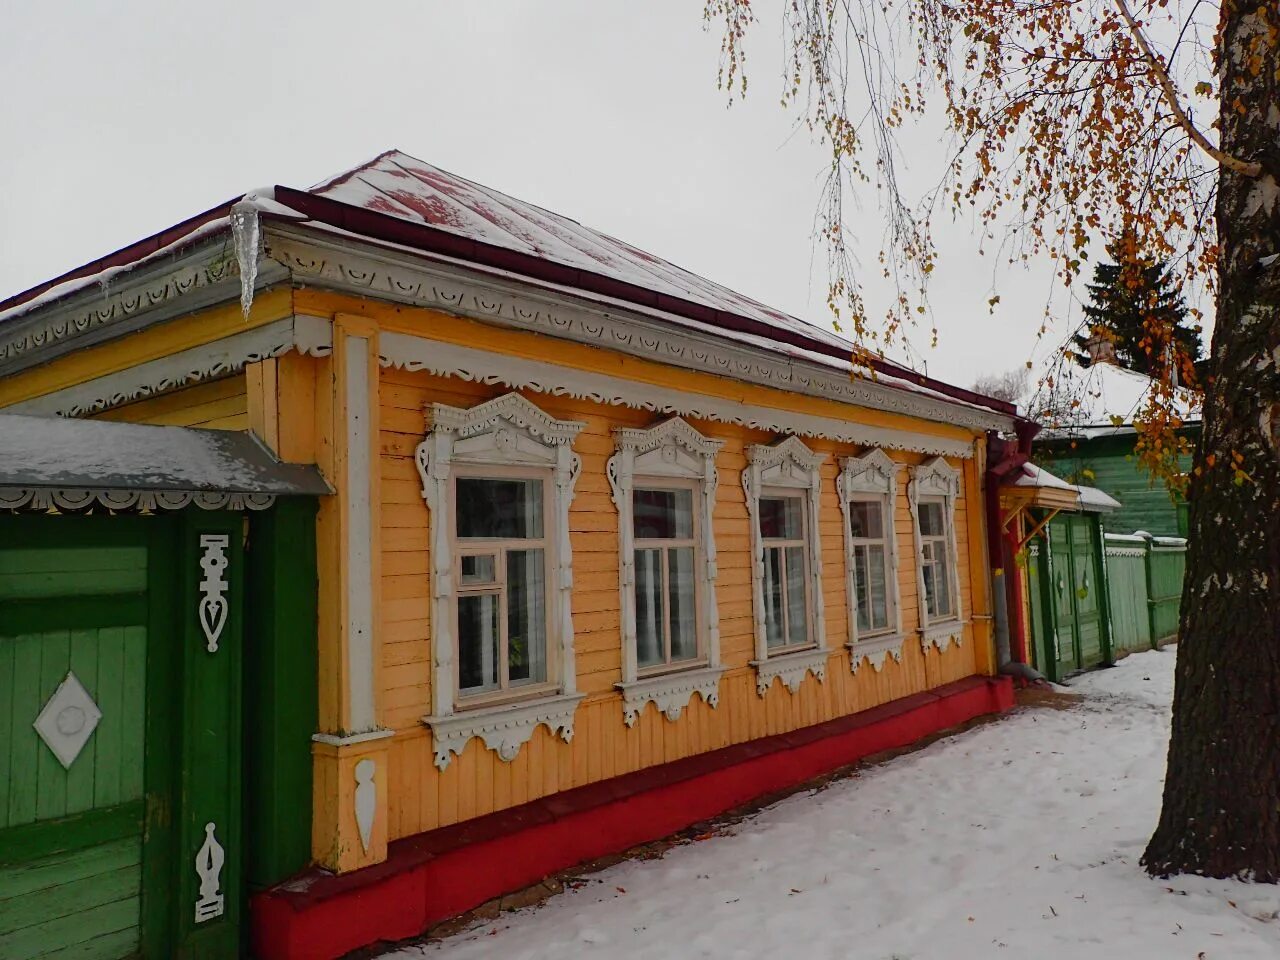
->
381 649 1280 959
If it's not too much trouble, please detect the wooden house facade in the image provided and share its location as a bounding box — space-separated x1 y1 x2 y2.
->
0 152 1020 959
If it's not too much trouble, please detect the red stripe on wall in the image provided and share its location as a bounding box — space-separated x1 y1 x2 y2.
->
252 675 1013 960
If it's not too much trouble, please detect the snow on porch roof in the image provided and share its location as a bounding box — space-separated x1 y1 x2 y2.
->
1012 462 1121 514
0 415 331 496
0 150 1018 423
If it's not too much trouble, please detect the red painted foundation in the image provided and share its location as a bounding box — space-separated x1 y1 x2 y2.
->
252 675 1013 960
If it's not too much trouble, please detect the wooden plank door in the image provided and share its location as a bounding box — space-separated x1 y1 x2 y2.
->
1047 519 1081 678
0 517 175 960
1071 519 1106 668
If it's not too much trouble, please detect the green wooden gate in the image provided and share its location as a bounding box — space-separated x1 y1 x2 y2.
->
1029 514 1114 682
0 512 246 959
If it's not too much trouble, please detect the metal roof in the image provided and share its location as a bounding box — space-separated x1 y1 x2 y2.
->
0 415 330 496
0 149 1019 422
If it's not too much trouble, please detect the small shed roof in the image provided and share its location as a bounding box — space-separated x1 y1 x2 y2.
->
0 415 330 496
1012 462 1121 514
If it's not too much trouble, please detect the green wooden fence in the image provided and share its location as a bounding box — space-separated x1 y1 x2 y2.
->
1104 533 1186 654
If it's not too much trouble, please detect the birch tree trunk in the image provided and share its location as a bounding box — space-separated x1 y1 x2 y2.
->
1143 0 1280 880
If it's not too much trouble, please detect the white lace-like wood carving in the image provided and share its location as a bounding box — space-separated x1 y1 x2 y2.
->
354 758 376 853
742 436 828 694
752 648 830 695
424 693 585 771
197 534 230 653
617 666 725 727
416 393 586 768
909 457 967 653
607 417 725 724
194 822 226 923
0 489 275 514
838 450 907 673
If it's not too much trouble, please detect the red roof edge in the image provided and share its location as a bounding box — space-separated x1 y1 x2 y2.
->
0 200 238 316
273 186 1018 419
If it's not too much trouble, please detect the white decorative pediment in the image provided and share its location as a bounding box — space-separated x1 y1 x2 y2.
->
750 648 829 695
423 392 585 469
612 416 724 481
423 693 585 770
910 457 960 503
616 665 725 726
839 448 900 497
748 435 827 490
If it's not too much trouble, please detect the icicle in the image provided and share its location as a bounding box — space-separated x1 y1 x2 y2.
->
230 199 260 319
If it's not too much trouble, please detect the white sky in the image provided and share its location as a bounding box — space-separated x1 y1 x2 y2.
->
0 0 1074 389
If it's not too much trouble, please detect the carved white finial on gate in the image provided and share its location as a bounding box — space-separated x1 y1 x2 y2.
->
198 534 230 652
194 822 226 923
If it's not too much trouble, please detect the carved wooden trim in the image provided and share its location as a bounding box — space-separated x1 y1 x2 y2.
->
423 693 585 771
838 449 906 670
415 393 585 765
607 417 724 705
616 665 725 726
750 647 830 695
909 457 966 652
0 488 276 513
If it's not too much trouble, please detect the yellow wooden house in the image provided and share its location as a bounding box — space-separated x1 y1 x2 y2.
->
0 151 1021 959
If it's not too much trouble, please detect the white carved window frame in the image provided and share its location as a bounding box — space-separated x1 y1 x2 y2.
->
909 457 966 653
415 392 586 770
838 449 906 673
742 436 829 695
607 417 725 726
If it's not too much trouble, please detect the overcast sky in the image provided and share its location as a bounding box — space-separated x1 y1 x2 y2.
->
0 0 1074 390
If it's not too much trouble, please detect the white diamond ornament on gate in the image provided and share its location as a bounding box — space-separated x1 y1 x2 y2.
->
34 671 103 769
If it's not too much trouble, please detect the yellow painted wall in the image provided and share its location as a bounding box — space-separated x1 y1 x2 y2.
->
90 374 249 431
376 366 985 841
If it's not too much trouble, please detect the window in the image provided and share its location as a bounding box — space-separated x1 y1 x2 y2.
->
917 497 955 621
838 449 904 670
848 498 892 633
743 437 829 695
633 486 699 669
909 457 964 653
454 475 549 696
417 392 586 771
759 494 810 649
609 418 724 726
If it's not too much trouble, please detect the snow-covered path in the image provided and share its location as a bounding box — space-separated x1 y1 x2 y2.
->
382 649 1280 959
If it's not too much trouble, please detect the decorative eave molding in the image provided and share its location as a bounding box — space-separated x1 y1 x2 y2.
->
616 666 725 726
0 488 276 514
4 315 332 418
751 648 829 696
422 693 585 771
382 332 975 459
1105 546 1147 558
266 225 1013 434
920 620 967 654
0 234 288 377
846 634 907 673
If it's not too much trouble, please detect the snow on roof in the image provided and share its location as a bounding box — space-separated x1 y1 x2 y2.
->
1011 462 1120 513
1034 360 1201 438
308 151 858 355
0 150 1018 422
0 414 331 495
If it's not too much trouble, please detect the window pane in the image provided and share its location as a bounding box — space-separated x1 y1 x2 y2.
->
635 548 664 668
849 500 883 540
456 477 544 539
458 593 499 693
918 500 946 537
760 496 802 540
785 545 808 647
668 546 697 662
634 488 694 540
763 545 785 648
853 544 871 632
933 545 953 618
460 554 496 586
506 549 546 684
868 543 889 630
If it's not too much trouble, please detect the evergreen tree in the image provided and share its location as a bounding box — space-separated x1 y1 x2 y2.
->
1073 236 1203 386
